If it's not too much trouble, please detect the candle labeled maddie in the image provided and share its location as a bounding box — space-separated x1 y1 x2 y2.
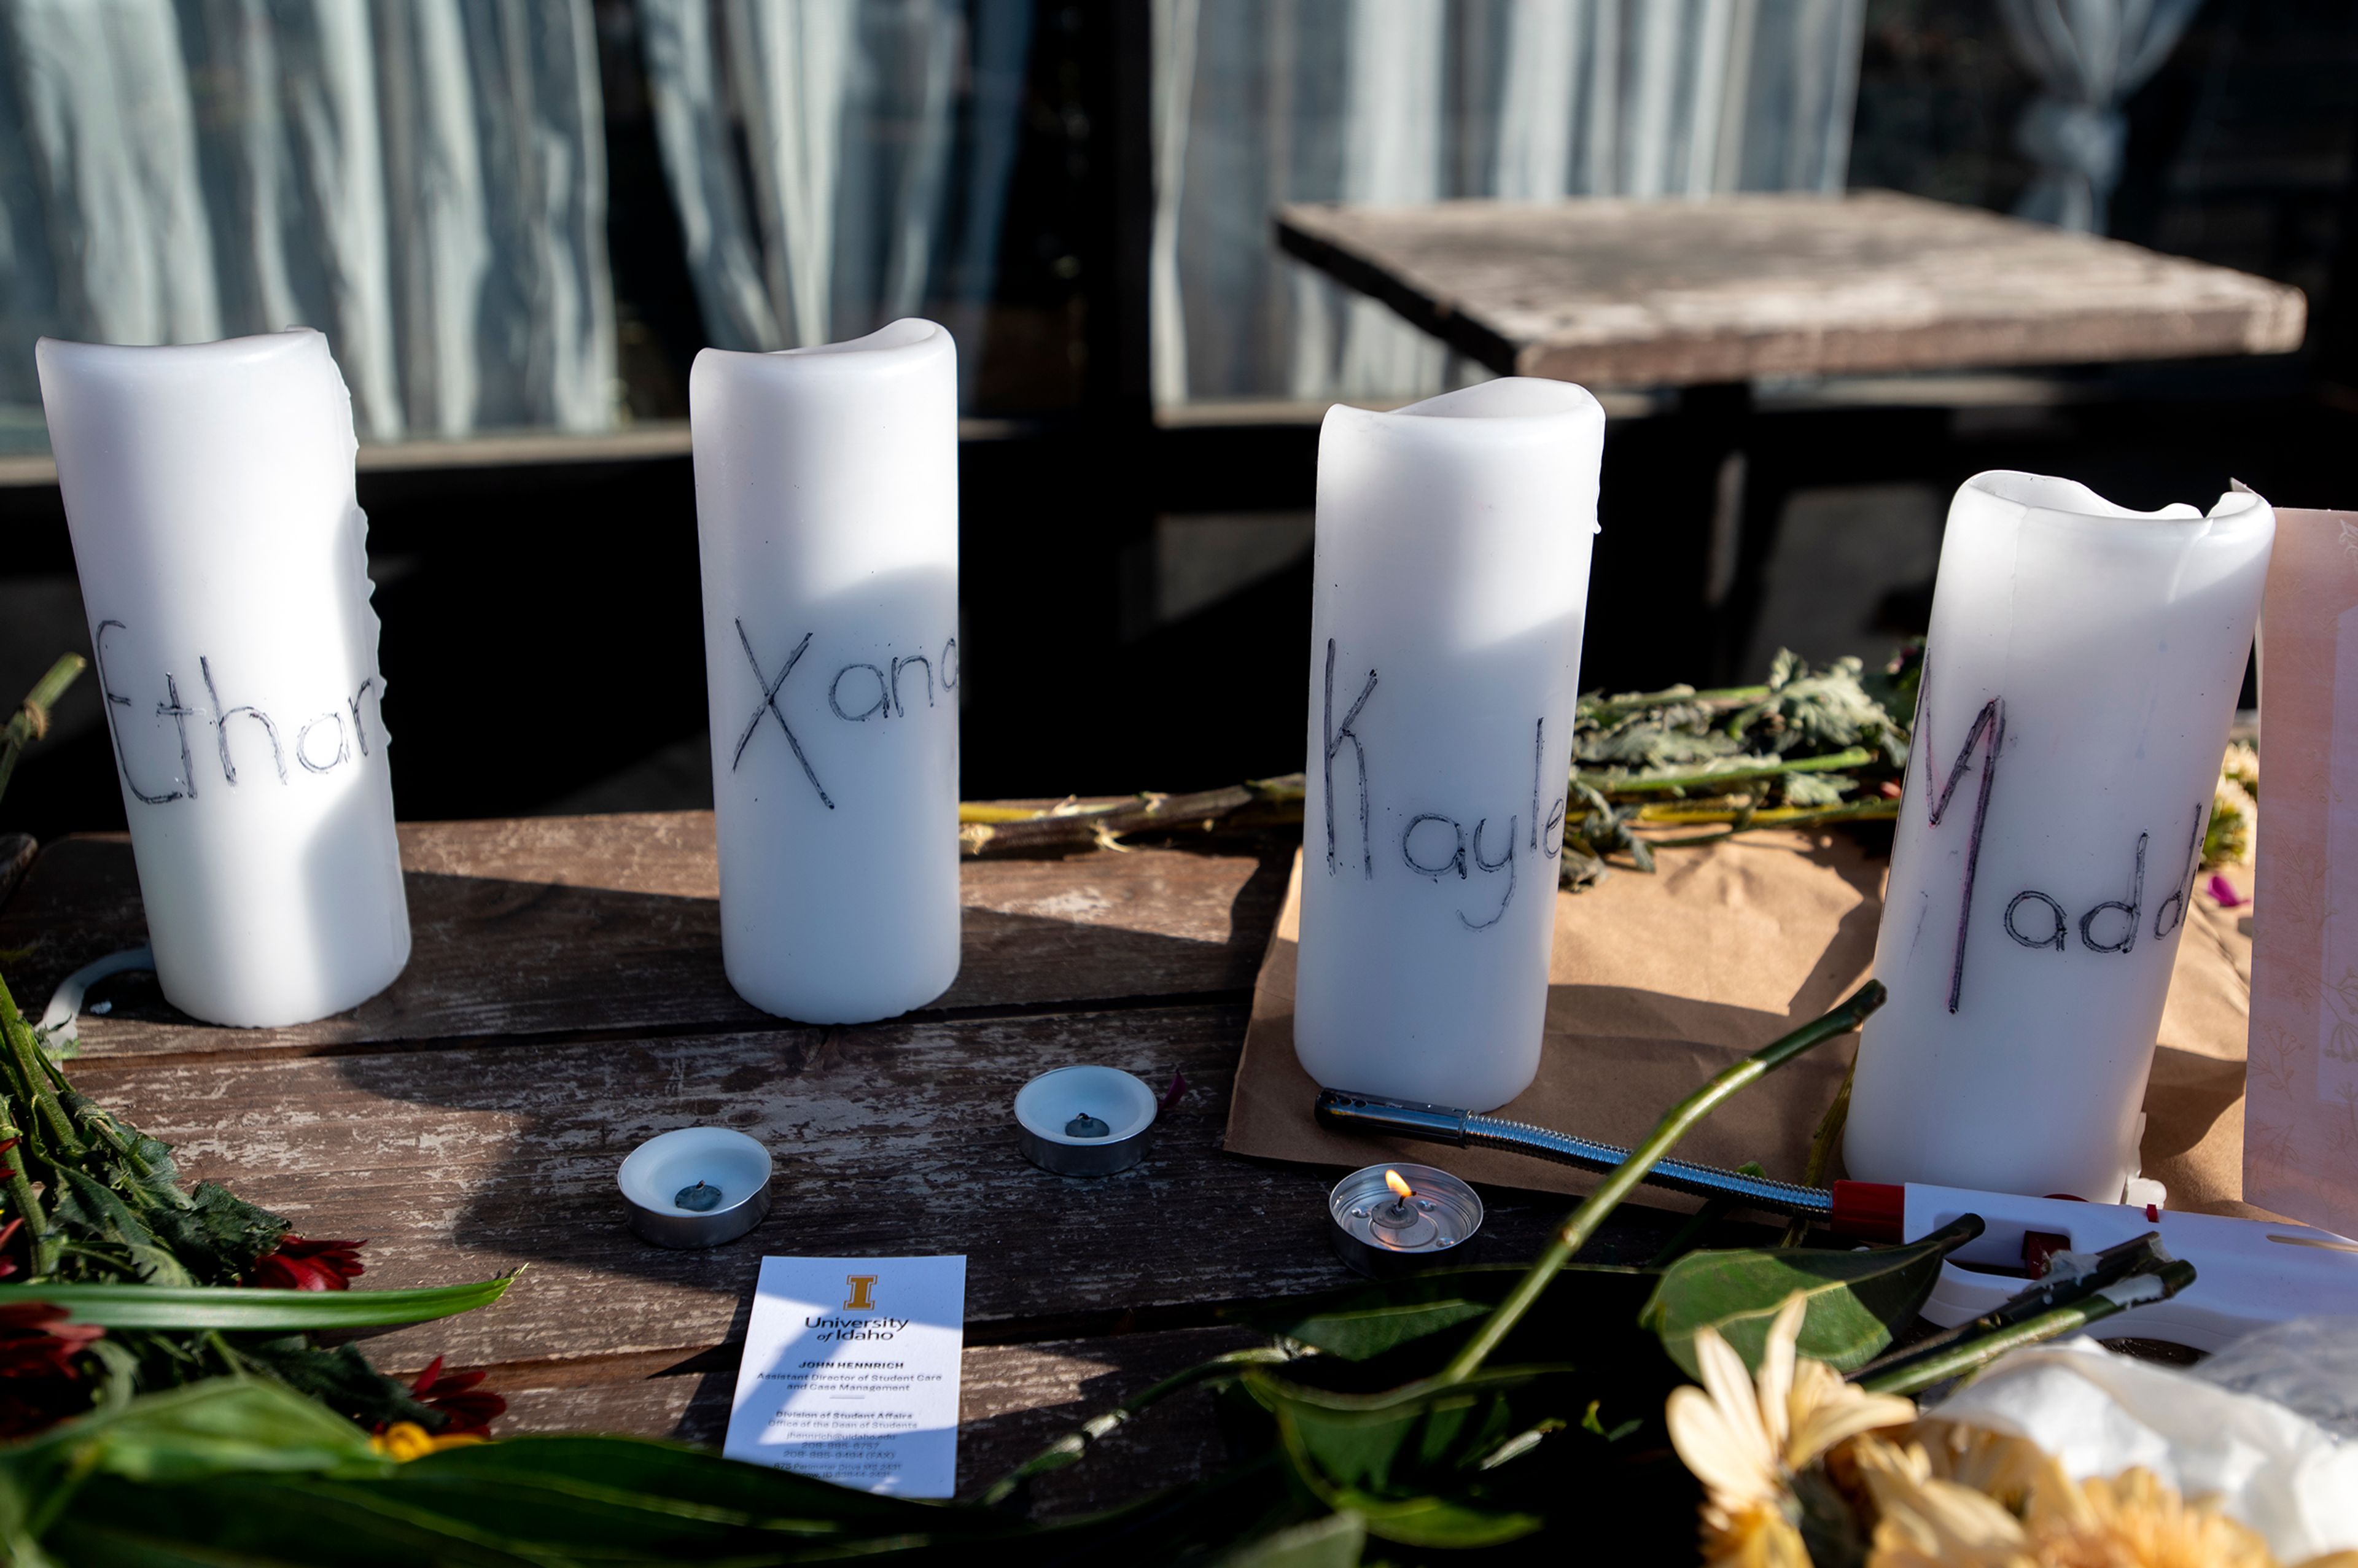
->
692 320 960 1023
1846 472 2273 1200
36 331 410 1028
1294 378 1603 1111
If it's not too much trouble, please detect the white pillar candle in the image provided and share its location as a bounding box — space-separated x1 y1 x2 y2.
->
37 330 410 1028
691 320 960 1023
1294 378 1603 1111
1846 472 2273 1200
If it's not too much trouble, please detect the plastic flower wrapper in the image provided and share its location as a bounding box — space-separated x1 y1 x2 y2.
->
1922 1333 2358 1564
1668 1298 2358 1567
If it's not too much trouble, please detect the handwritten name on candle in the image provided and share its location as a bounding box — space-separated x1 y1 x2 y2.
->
731 619 958 810
93 619 383 805
1913 677 2206 1012
1321 638 1567 931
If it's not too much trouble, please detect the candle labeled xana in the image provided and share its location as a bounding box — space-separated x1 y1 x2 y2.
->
37 331 410 1028
1293 378 1603 1111
691 320 960 1024
1846 472 2273 1200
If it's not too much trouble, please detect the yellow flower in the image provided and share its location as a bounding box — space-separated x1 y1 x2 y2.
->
1666 1292 1917 1564
1909 1420 2077 1519
2028 1466 2277 1568
1853 1432 2037 1568
1856 1430 2357 1568
371 1421 486 1461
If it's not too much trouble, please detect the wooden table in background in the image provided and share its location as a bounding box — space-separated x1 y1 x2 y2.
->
0 813 1679 1514
1276 190 2310 681
1275 190 2306 386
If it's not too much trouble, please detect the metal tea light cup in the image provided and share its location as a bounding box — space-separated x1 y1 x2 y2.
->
1328 1163 1483 1278
1014 1065 1157 1176
618 1127 773 1248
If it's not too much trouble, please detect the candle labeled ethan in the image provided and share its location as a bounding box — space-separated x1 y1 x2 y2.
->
692 320 959 1023
1294 378 1603 1111
36 331 410 1028
1846 473 2273 1201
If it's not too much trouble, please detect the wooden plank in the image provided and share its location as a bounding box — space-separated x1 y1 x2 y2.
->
0 813 1294 1058
1276 190 2308 386
64 1003 1658 1376
488 1325 1264 1515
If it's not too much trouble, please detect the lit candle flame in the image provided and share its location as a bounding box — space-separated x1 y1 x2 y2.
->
1383 1169 1414 1201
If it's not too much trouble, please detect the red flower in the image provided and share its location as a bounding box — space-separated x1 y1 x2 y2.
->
0 1302 103 1380
407 1356 505 1436
0 1301 103 1439
246 1235 367 1291
0 1217 20 1281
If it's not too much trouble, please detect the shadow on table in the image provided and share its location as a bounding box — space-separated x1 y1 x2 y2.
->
18 839 1297 1448
6 834 1295 1049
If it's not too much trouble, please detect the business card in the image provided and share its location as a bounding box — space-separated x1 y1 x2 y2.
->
722 1255 967 1497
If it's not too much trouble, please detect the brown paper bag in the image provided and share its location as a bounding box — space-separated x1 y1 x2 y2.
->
1227 829 2257 1215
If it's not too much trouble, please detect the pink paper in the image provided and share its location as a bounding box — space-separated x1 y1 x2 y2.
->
2246 508 2358 1235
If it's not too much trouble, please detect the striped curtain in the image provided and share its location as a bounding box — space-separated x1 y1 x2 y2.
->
0 0 616 441
1153 0 1869 405
635 0 1032 403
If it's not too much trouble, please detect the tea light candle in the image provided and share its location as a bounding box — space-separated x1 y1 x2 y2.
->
618 1127 774 1248
1013 1065 1157 1176
1328 1163 1484 1278
690 320 961 1025
1294 378 1603 1111
1846 473 2274 1200
36 330 410 1028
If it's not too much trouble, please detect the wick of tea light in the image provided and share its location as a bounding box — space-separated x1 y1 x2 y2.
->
1328 1162 1484 1278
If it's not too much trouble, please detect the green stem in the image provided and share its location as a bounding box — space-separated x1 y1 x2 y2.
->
1439 980 1888 1386
970 1346 1294 1510
1780 1057 1856 1248
0 977 84 1160
0 653 85 809
1582 747 1874 796
0 1103 56 1276
1856 1259 2198 1396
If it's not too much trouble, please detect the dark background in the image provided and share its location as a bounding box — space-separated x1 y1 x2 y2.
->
2 0 2354 842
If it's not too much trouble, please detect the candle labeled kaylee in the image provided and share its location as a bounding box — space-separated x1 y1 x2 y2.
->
1846 472 2273 1200
692 320 960 1023
1294 378 1602 1111
36 330 410 1027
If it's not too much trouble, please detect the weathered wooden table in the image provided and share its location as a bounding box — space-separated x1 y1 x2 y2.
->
1275 190 2307 386
0 814 1679 1513
1277 190 2311 681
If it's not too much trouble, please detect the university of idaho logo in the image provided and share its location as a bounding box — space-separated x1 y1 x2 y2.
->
842 1275 879 1312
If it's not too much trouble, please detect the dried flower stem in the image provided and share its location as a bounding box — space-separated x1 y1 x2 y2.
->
1584 747 1875 796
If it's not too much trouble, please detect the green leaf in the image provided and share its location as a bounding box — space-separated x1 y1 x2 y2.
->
407 1435 1010 1536
0 1276 513 1330
1247 1367 1557 1548
1209 1512 1366 1568
1640 1230 1964 1378
52 1477 540 1568
237 1341 441 1434
0 1379 382 1489
1224 1263 1654 1364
